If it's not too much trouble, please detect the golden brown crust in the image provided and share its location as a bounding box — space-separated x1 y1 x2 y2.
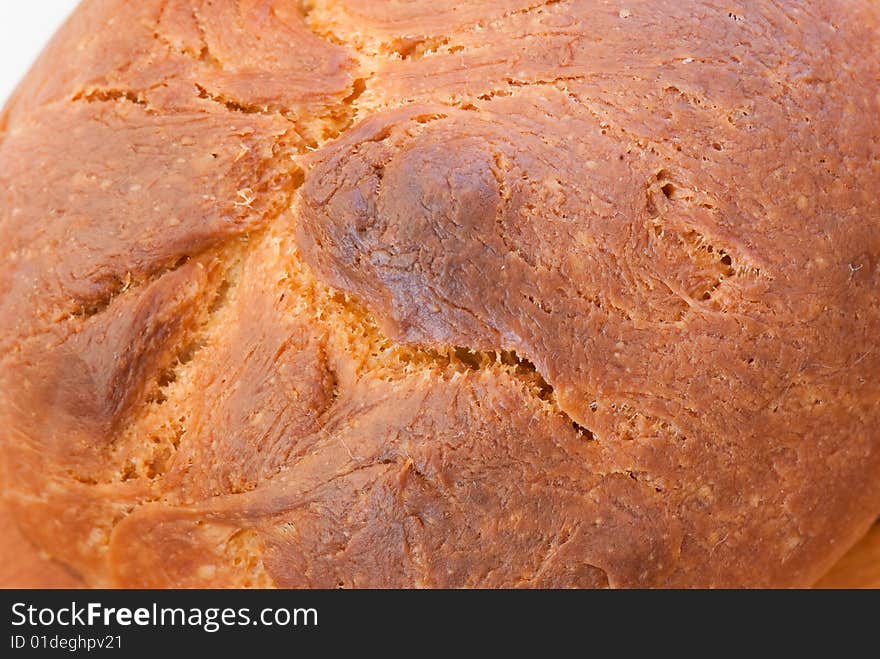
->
0 0 878 587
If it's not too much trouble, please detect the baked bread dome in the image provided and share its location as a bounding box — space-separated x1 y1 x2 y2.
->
0 0 878 587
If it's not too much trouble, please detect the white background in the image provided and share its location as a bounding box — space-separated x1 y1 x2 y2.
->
0 1 80 108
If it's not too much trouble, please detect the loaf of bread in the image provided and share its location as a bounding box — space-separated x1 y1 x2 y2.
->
0 0 878 588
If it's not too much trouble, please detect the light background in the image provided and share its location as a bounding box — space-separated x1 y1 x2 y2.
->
0 1 80 108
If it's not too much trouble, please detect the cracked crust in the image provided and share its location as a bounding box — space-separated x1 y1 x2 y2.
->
0 0 879 587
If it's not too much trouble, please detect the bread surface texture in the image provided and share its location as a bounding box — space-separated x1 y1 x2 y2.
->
1 0 878 588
